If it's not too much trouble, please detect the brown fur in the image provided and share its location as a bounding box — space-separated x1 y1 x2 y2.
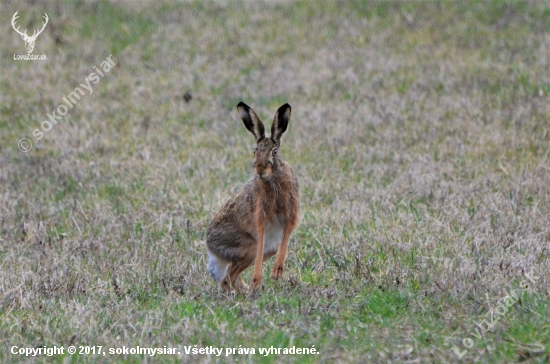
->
206 102 300 292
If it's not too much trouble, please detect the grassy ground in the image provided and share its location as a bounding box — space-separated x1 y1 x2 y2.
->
1 0 550 362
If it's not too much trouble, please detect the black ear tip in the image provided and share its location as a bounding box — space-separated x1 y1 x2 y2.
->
237 101 249 110
279 103 291 112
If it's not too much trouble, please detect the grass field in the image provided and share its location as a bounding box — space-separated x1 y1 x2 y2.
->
1 1 550 362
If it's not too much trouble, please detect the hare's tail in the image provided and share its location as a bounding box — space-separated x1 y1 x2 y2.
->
207 251 230 282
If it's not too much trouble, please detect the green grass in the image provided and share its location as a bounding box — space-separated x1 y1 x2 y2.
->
1 0 550 362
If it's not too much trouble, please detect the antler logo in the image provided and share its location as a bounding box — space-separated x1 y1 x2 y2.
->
12 11 49 54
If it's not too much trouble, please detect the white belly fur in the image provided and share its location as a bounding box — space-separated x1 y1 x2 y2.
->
263 220 284 254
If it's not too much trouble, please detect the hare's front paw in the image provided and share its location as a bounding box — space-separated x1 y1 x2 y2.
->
271 265 284 280
250 276 262 290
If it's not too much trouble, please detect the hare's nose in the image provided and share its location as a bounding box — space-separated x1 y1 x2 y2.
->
258 171 271 180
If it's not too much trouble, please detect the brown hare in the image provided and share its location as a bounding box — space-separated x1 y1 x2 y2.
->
206 102 300 292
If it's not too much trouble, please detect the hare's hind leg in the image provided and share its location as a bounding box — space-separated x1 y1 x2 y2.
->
232 275 249 293
220 274 233 292
220 273 248 292
225 257 255 293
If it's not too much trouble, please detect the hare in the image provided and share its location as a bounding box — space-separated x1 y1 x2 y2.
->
206 102 300 292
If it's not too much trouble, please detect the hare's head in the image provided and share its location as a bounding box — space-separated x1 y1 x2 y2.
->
238 102 291 181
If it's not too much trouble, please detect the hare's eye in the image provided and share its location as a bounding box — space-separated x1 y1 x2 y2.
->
253 148 257 154
272 149 278 156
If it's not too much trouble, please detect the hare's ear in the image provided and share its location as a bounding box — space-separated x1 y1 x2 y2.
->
238 102 265 142
271 103 291 145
